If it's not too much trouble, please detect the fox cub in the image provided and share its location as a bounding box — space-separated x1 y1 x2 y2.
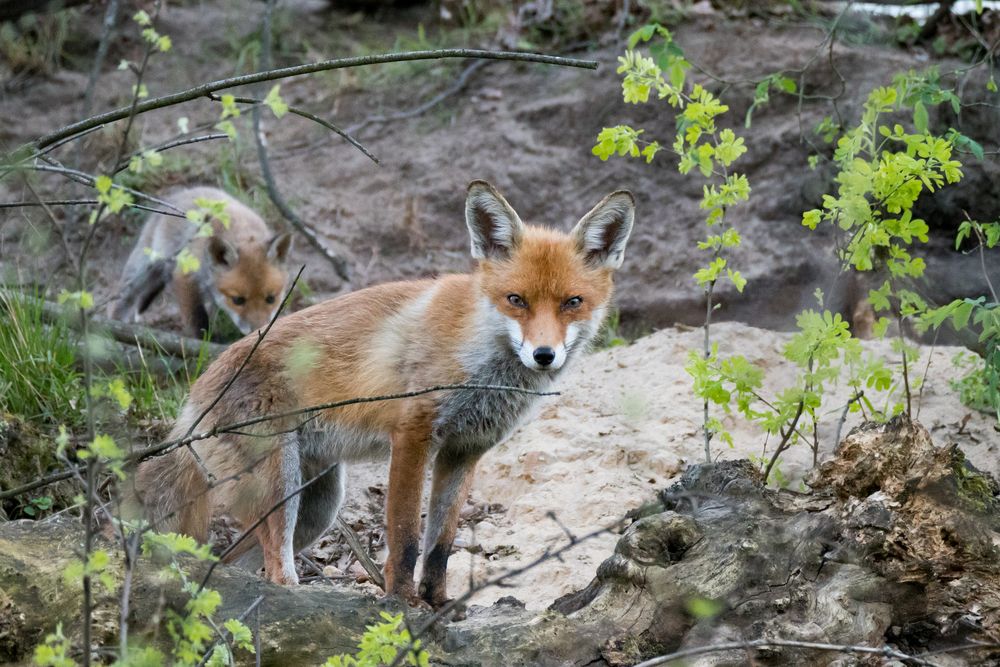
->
134 180 635 608
109 186 292 337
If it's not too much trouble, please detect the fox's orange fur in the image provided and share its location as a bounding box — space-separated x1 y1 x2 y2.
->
109 186 291 337
134 181 636 607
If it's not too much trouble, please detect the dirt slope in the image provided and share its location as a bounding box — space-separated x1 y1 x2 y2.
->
2 3 998 335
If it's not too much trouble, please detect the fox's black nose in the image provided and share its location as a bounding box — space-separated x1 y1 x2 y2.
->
533 347 556 367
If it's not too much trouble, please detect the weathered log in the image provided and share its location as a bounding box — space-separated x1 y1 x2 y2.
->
2 420 999 666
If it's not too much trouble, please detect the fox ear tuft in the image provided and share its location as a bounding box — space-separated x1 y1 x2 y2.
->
571 191 635 270
267 232 292 263
208 236 239 269
465 180 525 261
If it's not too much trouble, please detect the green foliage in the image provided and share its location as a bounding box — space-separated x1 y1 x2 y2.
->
597 24 759 461
802 74 964 281
745 73 797 128
32 623 74 667
801 71 972 422
599 24 750 295
949 351 999 420
21 494 53 517
0 291 84 425
63 547 118 594
920 220 1000 423
323 612 429 667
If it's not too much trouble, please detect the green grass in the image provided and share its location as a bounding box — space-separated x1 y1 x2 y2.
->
0 291 85 425
0 291 202 429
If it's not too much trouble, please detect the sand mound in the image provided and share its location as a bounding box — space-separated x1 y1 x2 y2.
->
417 322 998 610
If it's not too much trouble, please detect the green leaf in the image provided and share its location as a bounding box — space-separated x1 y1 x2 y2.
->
263 84 289 119
685 596 723 619
224 618 255 652
627 23 657 48
775 76 797 93
176 247 201 274
913 100 929 134
727 268 747 293
802 209 822 230
215 120 237 141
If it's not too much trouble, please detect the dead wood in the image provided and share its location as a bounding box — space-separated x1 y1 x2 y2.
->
2 419 999 666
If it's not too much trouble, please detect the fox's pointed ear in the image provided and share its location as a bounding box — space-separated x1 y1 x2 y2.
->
465 180 525 261
267 232 292 263
208 235 239 269
571 191 635 270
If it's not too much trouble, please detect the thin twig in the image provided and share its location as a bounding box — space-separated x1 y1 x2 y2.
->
20 162 186 216
833 391 864 449
113 133 229 174
0 199 185 217
198 460 341 590
385 505 648 667
0 384 559 501
182 266 304 445
217 92 378 165
276 59 490 161
337 516 384 589
762 398 805 483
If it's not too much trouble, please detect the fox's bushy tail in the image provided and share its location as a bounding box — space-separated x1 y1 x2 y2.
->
132 406 211 540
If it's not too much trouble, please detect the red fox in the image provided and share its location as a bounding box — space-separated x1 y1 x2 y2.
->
134 180 635 607
109 186 292 338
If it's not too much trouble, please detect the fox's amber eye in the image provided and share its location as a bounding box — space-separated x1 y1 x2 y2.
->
231 295 247 306
507 294 528 308
563 296 583 310
265 295 276 304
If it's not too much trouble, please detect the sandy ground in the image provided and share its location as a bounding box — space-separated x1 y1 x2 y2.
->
315 321 999 611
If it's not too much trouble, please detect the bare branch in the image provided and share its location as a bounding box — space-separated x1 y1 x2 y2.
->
18 162 186 216
33 49 598 151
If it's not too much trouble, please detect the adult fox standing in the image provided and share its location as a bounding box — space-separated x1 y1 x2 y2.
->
135 180 635 608
109 186 292 337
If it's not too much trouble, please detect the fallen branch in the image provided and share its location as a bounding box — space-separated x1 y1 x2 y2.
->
0 289 226 359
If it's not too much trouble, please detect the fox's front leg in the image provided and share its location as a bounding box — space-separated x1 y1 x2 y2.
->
418 451 478 608
383 424 431 605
